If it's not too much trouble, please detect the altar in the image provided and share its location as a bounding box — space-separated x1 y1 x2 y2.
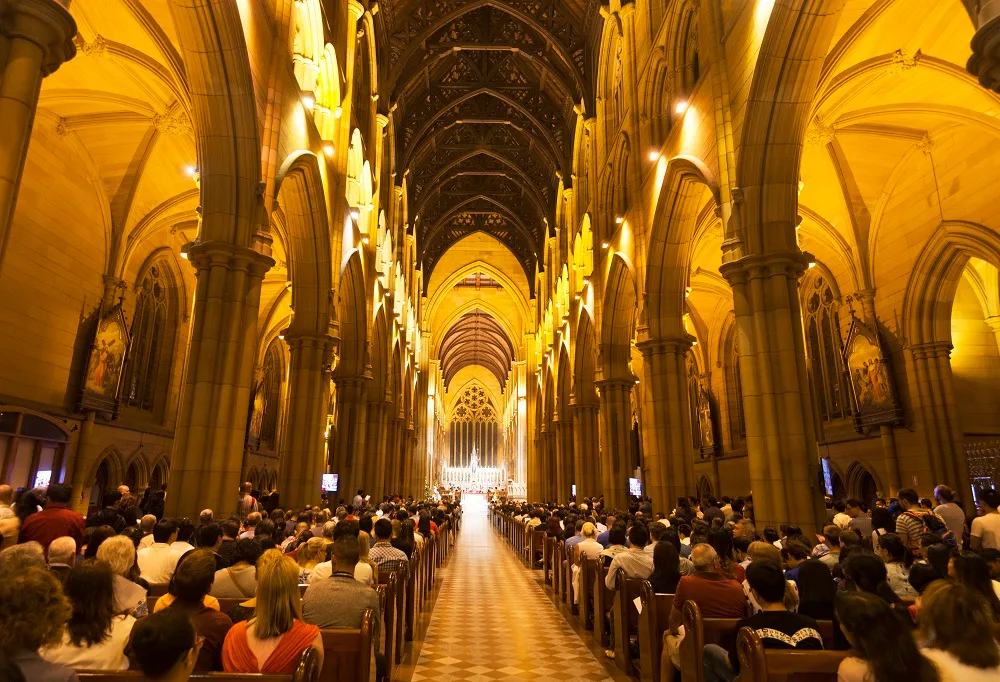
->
441 446 503 492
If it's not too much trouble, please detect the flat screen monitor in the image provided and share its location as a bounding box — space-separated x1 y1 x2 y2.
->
321 473 339 493
821 459 834 496
628 477 642 497
571 484 577 497
33 470 51 488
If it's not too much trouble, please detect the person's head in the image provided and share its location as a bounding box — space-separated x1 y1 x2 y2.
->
796 559 836 604
373 518 393 541
690 543 720 573
334 519 360 541
0 567 71 657
906 562 939 595
746 540 781 567
332 532 361 571
833 500 846 514
651 540 680 581
221 519 240 540
744 561 787 608
780 540 810 569
245 511 261 528
924 542 952 579
733 519 756 540
254 555 302 638
231 538 262 567
835 591 936 682
63 559 116 646
0 484 12 506
628 523 649 549
648 521 666 544
241 482 253 495
919 580 1000 669
581 522 597 540
153 519 179 544
129 608 199 680
977 488 1000 513
983 549 1000 580
102 490 123 509
171 549 217 602
15 491 39 523
932 485 955 505
48 536 77 566
196 523 222 550
948 550 1000 620
199 509 214 525
298 537 326 567
608 525 627 547
96 534 137 577
140 514 157 534
842 551 899 604
706 529 734 563
46 483 72 505
896 487 919 511
820 524 841 549
0 541 45 579
255 519 275 539
176 518 195 543
875 532 909 564
84 525 117 560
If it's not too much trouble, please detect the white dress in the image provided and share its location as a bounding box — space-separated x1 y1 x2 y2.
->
42 614 136 670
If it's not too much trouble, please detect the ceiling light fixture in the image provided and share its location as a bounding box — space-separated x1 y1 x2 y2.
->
349 207 361 221
808 261 817 269
361 235 370 245
675 100 689 114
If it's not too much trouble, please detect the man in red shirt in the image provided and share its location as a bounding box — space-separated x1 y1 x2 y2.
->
662 543 747 682
18 482 85 553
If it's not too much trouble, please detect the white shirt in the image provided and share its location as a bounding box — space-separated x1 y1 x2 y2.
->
308 561 376 587
42 615 136 670
0 503 13 520
137 543 181 584
833 512 852 529
170 541 195 556
971 512 1000 550
138 533 155 550
596 523 607 533
922 647 1000 682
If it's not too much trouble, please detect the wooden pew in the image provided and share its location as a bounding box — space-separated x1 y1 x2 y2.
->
579 558 598 630
376 571 398 678
636 583 673 682
735 627 846 682
543 535 554 585
561 543 572 605
612 571 645 675
405 549 419 641
147 583 169 597
377 569 406 665
79 648 319 682
552 539 563 596
592 561 614 648
318 608 376 682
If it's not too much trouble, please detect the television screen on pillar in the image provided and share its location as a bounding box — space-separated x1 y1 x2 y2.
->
628 478 642 497
571 484 577 498
321 473 339 492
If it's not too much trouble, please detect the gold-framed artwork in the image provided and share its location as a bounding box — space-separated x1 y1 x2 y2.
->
841 313 903 433
78 302 131 416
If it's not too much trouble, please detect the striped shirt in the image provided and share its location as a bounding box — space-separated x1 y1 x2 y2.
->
237 494 258 522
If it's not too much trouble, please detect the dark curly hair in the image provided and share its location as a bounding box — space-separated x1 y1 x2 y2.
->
64 559 117 647
0 567 71 655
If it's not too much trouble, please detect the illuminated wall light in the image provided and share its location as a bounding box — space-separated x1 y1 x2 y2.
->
302 93 315 109
323 143 335 157
333 106 342 118
184 165 197 177
615 215 624 225
278 333 285 340
675 99 689 114
648 150 660 162
692 340 699 346
349 206 361 220
180 242 191 260
361 235 370 245
582 276 590 286
601 241 610 249
808 261 817 269
685 286 692 298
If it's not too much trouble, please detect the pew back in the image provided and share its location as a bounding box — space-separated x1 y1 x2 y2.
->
78 647 319 682
318 609 375 682
612 572 645 674
736 627 846 682
637 583 673 682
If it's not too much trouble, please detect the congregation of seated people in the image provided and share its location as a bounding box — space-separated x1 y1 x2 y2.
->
494 484 1000 682
0 480 459 681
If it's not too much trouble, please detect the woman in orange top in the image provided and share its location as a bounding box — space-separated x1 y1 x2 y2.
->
221 555 323 673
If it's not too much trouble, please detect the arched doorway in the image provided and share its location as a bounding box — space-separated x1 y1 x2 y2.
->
124 462 138 491
90 461 109 515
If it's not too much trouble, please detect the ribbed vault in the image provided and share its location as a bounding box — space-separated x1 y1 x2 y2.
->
440 310 516 389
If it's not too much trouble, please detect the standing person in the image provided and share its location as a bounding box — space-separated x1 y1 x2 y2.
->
895 488 950 556
353 489 364 511
845 500 872 538
971 488 1000 551
932 485 967 539
237 483 258 523
18 483 85 553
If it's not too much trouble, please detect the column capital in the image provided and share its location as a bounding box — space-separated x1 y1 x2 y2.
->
334 374 370 389
635 335 694 356
187 240 275 278
6 0 77 76
985 315 1000 334
595 377 637 392
347 0 366 21
280 329 337 351
910 340 953 360
718 250 812 287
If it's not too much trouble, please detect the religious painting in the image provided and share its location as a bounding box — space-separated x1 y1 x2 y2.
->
78 303 130 416
842 313 903 433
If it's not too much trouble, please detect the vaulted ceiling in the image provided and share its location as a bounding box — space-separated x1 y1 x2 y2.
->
378 0 600 286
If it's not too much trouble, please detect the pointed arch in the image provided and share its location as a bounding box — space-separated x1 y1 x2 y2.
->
601 253 638 380
336 251 368 377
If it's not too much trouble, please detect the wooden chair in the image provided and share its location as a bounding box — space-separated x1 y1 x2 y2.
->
612 571 645 675
147 583 169 597
318 608 376 682
579 558 598 630
735 627 846 682
637 583 673 682
78 647 319 682
377 569 406 665
529 529 545 568
592 561 614 647
561 543 573 604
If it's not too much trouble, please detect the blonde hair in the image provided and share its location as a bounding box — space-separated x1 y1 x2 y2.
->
252 556 301 639
581 522 597 539
97 535 137 576
297 537 326 568
255 548 283 580
358 531 372 561
747 541 781 567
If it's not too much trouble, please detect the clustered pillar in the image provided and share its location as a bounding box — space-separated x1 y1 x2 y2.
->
596 379 633 510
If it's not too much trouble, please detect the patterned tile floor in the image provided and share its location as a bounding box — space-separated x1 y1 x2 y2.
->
396 494 630 682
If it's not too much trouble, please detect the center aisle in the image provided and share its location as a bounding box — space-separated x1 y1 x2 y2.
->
402 494 626 682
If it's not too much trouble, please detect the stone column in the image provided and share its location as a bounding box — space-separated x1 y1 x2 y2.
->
719 252 824 533
279 330 336 509
965 0 1000 91
637 336 696 513
552 418 567 502
0 0 76 275
571 402 600 501
166 242 273 517
332 376 368 504
403 424 416 496
361 399 384 496
596 379 633 510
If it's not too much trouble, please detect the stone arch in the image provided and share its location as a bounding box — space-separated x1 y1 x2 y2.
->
275 151 334 335
149 456 170 491
666 0 702 98
734 0 846 256
596 12 626 146
123 449 152 490
696 474 713 500
601 253 638 380
573 309 598 405
87 446 126 509
645 155 720 340
370 305 390 401
170 0 263 246
336 251 368 378
845 459 883 506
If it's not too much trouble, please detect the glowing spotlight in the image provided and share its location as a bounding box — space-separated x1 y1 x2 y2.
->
278 334 285 340
798 180 805 193
808 261 817 269
361 235 370 245
184 165 197 177
323 143 335 157
601 241 610 249
582 276 590 286
648 150 660 162
302 93 315 109
685 286 692 298
333 106 342 119
615 215 624 225
675 100 689 115
349 207 361 221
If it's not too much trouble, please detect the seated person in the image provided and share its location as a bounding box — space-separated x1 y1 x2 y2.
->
162 549 233 671
47 536 76 583
702 562 822 682
917 580 1000 679
605 523 653 589
0 567 76 681
223 555 323 673
42 559 136 670
369 518 410 576
210 538 260 599
836 590 936 682
128 608 199 681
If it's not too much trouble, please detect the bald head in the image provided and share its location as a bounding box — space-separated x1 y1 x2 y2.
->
690 543 720 573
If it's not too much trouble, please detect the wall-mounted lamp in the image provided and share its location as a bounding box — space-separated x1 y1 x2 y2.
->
361 235 370 245
601 241 610 249
333 106 342 119
302 93 316 110
349 207 361 221
648 150 660 162
675 99 689 114
180 242 192 260
615 215 624 225
808 261 817 269
323 143 334 157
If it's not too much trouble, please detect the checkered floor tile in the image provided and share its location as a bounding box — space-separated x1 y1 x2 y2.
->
402 495 625 682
